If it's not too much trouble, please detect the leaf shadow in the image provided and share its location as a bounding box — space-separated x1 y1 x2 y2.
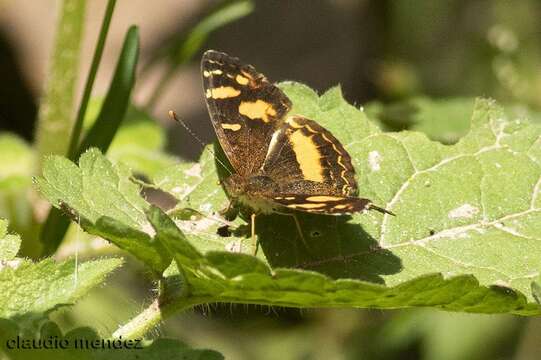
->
254 213 402 284
213 143 402 284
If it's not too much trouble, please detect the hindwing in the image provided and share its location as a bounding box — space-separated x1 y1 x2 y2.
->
271 194 372 214
260 115 358 197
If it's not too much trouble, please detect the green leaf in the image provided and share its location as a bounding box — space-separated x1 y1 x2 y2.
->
409 97 476 143
0 258 121 321
35 149 171 273
35 0 86 159
149 206 536 315
154 83 541 313
0 320 224 360
0 222 122 321
0 219 21 261
36 84 541 317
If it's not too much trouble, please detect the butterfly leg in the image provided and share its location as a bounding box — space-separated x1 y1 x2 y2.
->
251 213 259 256
276 211 309 251
219 202 238 221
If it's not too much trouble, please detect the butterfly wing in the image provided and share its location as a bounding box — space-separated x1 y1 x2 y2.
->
202 50 291 176
256 115 393 215
261 115 358 197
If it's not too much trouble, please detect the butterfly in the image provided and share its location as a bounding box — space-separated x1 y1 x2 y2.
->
201 50 392 250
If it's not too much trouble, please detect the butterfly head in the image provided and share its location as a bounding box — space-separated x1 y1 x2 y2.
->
222 174 245 199
222 174 279 199
222 174 281 215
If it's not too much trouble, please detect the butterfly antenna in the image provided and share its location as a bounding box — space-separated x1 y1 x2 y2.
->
168 111 232 175
369 203 396 216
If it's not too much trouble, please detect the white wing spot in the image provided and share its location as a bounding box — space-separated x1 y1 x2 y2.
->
368 151 381 172
448 204 479 219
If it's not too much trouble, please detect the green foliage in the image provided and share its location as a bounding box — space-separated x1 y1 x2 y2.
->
0 220 122 323
67 0 117 158
40 25 140 256
109 107 177 176
35 149 171 273
84 99 177 177
75 26 139 160
4 0 541 357
35 83 541 333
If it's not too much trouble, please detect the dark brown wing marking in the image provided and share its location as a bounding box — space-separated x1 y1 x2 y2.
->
202 50 291 176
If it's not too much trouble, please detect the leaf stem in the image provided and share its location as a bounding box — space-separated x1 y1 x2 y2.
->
67 0 117 160
111 296 205 339
111 298 162 339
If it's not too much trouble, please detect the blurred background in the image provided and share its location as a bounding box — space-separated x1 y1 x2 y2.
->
1 0 541 359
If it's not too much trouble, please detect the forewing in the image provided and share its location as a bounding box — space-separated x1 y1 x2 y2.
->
261 115 358 197
202 50 291 176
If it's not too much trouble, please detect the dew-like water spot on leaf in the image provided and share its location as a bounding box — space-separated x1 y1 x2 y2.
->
184 163 202 178
368 151 381 172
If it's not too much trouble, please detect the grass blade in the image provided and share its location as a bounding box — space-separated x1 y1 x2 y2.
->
35 0 86 163
67 0 117 159
75 25 139 158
